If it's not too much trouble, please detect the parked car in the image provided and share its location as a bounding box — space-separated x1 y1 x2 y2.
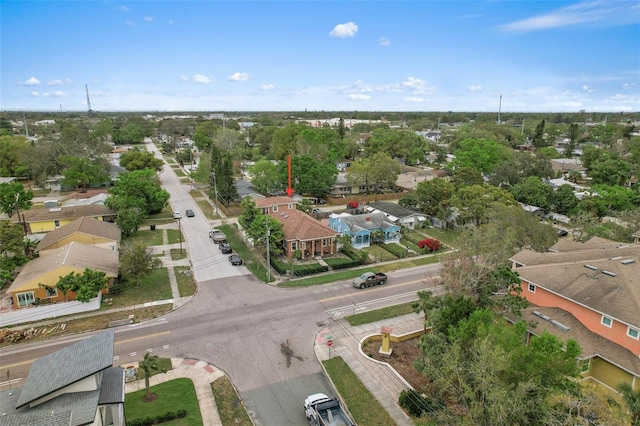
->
311 208 323 214
172 211 182 219
228 254 243 265
186 209 195 217
209 229 227 244
219 242 232 254
352 272 388 289
556 228 569 237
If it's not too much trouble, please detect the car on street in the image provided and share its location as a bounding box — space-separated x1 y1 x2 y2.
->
556 228 569 237
219 242 232 254
209 229 227 244
172 211 182 219
186 209 195 217
228 254 243 265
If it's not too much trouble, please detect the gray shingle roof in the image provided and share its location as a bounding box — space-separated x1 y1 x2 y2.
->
98 367 125 405
336 211 397 232
368 201 422 219
16 329 115 409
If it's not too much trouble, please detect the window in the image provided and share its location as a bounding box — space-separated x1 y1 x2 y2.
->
17 292 35 307
44 286 58 298
628 327 640 340
272 205 278 212
528 284 536 293
288 203 292 209
54 220 60 227
601 316 613 328
323 239 327 247
291 242 297 251
580 359 590 373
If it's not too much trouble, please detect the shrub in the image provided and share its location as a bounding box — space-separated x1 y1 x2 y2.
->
347 200 359 209
379 243 407 258
399 389 441 418
418 238 441 252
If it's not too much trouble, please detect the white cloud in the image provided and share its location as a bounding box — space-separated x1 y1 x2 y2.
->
404 97 424 103
193 74 215 84
31 91 39 97
48 79 72 86
622 82 637 89
582 84 596 92
261 84 275 91
117 5 130 12
125 20 135 27
179 75 189 82
348 94 370 100
144 16 154 22
500 0 639 32
330 22 358 38
20 77 41 86
468 85 482 92
43 91 68 97
379 37 391 46
227 72 250 82
399 77 434 94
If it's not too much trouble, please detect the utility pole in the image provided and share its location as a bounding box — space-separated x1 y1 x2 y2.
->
497 93 502 124
85 84 93 117
266 219 271 282
177 217 183 253
211 170 219 218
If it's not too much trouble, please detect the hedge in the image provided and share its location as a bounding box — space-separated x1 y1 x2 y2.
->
379 243 409 258
126 409 187 426
324 257 362 270
270 258 329 276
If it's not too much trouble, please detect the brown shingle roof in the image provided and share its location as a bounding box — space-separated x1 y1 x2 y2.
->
268 209 338 241
35 217 121 253
7 242 119 293
13 204 115 223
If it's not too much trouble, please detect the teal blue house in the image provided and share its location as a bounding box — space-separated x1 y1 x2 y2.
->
329 211 401 249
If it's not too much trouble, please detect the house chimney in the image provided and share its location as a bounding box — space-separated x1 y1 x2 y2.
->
365 216 370 222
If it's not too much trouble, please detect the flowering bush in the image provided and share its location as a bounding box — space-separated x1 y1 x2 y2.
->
418 238 441 252
347 200 359 209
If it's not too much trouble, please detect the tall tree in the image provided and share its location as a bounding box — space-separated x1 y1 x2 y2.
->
531 119 547 148
449 138 512 175
59 155 110 189
617 382 640 426
248 159 280 195
0 182 33 218
452 184 517 226
119 148 163 172
55 269 108 303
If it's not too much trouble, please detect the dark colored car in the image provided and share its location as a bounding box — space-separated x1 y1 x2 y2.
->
219 242 232 254
556 228 568 237
186 209 195 217
228 254 243 265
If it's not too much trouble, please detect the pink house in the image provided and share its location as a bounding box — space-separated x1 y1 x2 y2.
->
510 236 640 393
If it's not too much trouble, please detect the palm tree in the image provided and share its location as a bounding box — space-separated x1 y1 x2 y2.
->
617 382 640 426
139 353 167 401
412 290 437 333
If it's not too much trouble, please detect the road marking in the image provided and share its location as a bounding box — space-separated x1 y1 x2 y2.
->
115 331 170 345
113 356 120 361
0 378 22 389
162 345 170 349
0 358 38 369
146 348 153 353
317 278 430 303
130 352 137 357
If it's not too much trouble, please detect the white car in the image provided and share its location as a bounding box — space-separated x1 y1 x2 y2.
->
172 211 182 219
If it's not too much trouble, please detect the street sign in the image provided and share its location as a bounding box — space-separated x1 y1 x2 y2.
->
327 340 333 347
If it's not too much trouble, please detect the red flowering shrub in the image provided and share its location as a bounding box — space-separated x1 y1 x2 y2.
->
418 238 441 252
347 200 359 209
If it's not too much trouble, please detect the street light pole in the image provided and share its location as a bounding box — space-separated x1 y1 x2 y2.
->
211 170 219 218
177 217 183 253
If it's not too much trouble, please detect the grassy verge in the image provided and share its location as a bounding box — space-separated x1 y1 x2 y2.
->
125 378 203 426
218 224 272 283
279 255 441 287
171 248 187 260
104 268 172 308
418 227 461 248
175 266 197 297
167 228 182 244
346 301 417 326
211 376 253 426
0 305 171 348
323 357 396 426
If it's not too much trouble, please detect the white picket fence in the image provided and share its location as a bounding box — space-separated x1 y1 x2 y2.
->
0 293 101 328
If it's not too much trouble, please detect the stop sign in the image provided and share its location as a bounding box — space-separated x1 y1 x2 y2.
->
327 340 333 347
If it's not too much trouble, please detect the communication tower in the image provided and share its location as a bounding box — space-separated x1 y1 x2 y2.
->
85 84 93 117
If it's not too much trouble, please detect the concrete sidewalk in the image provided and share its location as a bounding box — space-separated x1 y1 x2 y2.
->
314 313 424 426
124 357 225 426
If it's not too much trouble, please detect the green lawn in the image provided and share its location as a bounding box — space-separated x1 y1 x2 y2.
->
417 227 461 248
323 357 396 426
171 248 187 260
103 267 172 308
175 266 197 297
346 301 417 326
211 376 253 426
125 378 203 426
167 228 182 244
218 224 272 282
366 244 398 262
126 229 165 246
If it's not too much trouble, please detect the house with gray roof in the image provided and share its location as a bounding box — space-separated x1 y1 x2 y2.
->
0 329 125 425
366 201 428 229
329 211 400 249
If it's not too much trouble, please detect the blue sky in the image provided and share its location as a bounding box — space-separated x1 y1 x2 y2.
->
1 1 639 112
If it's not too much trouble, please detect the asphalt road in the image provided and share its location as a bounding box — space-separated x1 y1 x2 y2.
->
0 140 439 425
